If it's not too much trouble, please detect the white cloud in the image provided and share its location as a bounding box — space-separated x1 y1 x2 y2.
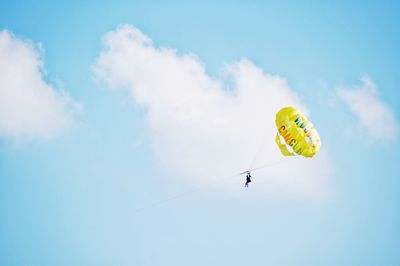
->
337 76 398 141
94 25 331 198
0 30 79 140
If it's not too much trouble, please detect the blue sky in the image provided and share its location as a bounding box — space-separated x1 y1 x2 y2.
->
1 1 399 266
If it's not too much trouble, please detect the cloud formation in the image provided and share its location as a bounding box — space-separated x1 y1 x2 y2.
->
337 76 398 141
94 25 331 198
0 30 78 140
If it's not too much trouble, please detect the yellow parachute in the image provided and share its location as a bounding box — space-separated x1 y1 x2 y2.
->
275 107 321 158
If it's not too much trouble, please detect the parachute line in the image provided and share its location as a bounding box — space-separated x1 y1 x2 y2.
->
133 159 290 213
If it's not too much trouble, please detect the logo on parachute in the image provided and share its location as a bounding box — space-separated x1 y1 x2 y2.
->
279 125 297 147
294 116 312 134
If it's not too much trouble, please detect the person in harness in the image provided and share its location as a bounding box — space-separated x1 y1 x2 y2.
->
245 172 252 187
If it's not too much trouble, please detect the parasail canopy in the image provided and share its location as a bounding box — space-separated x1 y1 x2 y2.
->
275 106 321 158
